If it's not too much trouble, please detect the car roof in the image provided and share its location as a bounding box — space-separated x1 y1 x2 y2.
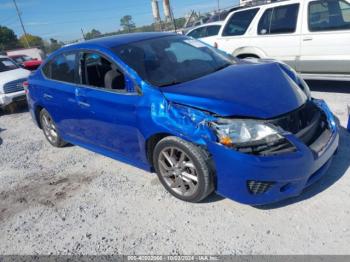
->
67 32 177 50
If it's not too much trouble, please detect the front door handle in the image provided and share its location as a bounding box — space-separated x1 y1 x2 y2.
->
77 101 90 108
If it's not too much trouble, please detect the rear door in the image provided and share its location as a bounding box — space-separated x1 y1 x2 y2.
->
254 3 301 69
299 0 350 74
40 52 81 138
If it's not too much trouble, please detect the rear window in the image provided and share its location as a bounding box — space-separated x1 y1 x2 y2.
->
0 58 18 72
308 0 350 31
222 8 259 36
258 4 300 35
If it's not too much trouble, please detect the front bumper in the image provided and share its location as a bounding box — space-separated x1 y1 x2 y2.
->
0 90 26 107
207 100 339 205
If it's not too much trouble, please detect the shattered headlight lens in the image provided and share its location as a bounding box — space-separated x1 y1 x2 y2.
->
210 119 284 148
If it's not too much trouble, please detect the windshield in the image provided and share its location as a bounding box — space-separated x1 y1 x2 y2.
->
113 35 235 87
0 58 19 72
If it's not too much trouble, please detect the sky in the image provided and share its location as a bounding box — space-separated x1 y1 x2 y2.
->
0 0 238 42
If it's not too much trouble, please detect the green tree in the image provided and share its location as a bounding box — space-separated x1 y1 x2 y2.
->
120 15 136 33
43 38 64 54
19 34 44 48
0 26 19 51
85 29 102 40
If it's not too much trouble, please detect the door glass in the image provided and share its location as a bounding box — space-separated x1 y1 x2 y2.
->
309 0 350 31
50 53 77 83
206 25 221 36
82 53 126 91
222 8 259 36
187 27 207 39
258 4 299 34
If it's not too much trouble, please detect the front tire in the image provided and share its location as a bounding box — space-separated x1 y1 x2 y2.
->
153 136 214 203
39 108 66 147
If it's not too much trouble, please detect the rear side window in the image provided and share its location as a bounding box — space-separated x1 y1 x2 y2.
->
258 4 300 35
206 25 221 36
43 53 77 83
308 0 350 31
223 8 259 36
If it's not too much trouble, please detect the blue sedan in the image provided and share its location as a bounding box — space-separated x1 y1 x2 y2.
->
26 32 339 205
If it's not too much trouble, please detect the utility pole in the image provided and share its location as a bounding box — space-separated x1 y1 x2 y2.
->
217 0 220 12
13 0 30 48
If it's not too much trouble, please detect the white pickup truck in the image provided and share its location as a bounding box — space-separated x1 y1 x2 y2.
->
213 0 350 81
0 55 30 109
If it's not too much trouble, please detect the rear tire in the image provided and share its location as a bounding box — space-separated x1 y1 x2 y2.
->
39 108 67 147
153 136 214 203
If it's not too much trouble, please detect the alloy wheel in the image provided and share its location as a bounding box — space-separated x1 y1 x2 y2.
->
158 146 199 197
42 113 58 144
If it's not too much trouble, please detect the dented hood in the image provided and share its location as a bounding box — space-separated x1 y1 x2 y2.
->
160 62 307 119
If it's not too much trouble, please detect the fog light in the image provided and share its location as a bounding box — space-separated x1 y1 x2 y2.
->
247 180 274 195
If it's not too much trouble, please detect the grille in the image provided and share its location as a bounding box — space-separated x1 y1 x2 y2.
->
236 137 295 156
3 78 27 94
269 101 328 147
247 180 274 195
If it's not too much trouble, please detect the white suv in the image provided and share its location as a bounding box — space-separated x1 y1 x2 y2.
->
0 55 30 109
215 0 350 81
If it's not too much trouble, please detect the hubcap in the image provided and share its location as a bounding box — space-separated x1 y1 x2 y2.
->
158 147 199 197
42 113 58 143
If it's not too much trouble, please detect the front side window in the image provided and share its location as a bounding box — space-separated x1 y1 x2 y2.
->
0 58 18 72
113 35 235 87
46 53 77 83
81 53 125 91
222 8 259 36
258 4 299 35
309 0 350 31
187 27 207 39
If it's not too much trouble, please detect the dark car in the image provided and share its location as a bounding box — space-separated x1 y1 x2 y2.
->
26 33 339 205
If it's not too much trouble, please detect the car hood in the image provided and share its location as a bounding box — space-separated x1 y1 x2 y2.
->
0 68 30 87
160 62 307 119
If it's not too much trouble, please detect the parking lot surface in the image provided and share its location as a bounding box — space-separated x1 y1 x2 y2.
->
0 82 349 255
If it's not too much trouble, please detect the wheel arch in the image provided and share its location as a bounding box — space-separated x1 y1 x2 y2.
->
145 132 173 167
233 46 267 59
34 104 44 129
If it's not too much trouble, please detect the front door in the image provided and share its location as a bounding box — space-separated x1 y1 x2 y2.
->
74 52 144 163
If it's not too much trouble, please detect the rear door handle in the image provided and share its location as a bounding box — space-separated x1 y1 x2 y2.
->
303 37 313 41
43 93 53 100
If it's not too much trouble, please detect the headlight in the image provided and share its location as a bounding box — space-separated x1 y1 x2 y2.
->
211 119 283 146
210 119 295 155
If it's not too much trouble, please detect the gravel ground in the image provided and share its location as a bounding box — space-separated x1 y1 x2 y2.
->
0 82 349 255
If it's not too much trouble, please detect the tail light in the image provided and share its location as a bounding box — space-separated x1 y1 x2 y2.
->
23 81 29 94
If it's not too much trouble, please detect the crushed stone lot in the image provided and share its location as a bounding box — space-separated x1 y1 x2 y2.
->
0 82 349 255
